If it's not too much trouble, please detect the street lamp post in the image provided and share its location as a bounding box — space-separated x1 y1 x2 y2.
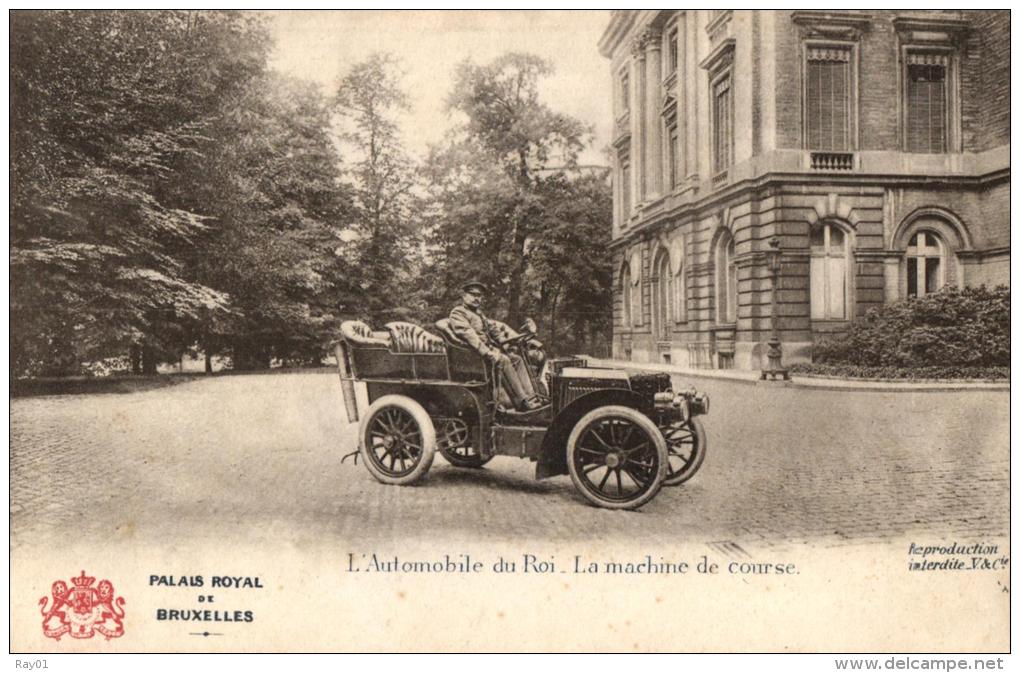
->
761 236 789 381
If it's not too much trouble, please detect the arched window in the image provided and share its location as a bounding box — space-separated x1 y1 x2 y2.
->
715 231 737 324
893 210 968 298
628 250 642 326
652 249 672 339
673 243 687 324
906 230 945 297
620 264 632 327
810 222 850 320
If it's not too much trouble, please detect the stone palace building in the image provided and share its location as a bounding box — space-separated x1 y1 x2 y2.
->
599 10 1009 369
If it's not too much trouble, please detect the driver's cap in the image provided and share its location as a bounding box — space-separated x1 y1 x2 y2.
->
462 280 488 294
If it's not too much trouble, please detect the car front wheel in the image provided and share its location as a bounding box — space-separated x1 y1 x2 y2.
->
661 417 707 486
566 405 667 510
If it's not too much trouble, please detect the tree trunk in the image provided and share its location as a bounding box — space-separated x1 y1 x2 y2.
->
507 151 532 327
549 290 559 357
233 339 251 371
130 344 142 374
506 208 529 326
204 351 213 374
141 344 157 375
233 339 270 371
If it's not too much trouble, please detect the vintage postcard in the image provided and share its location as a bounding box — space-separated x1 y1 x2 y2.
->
9 9 1010 655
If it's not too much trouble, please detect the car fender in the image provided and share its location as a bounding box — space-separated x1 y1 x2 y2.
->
535 388 650 480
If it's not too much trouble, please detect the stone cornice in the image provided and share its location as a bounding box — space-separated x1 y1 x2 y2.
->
892 14 970 37
957 246 1010 260
705 10 733 43
699 38 736 74
598 10 637 59
791 11 872 41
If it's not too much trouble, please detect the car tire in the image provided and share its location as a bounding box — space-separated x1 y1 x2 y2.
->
566 405 668 510
662 417 707 486
359 395 436 485
437 416 492 468
439 446 493 468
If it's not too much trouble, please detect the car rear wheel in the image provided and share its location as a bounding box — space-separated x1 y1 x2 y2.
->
661 417 707 486
359 395 436 485
566 405 667 510
437 417 492 468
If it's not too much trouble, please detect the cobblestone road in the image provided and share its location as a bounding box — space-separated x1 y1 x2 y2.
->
10 371 1009 550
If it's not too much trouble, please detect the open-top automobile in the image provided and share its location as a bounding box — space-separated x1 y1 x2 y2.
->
335 317 709 509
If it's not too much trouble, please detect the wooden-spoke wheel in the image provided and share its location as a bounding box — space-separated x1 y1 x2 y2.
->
437 417 491 468
661 417 707 486
566 405 667 510
359 395 436 485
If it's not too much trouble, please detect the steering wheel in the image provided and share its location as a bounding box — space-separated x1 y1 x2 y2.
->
498 331 532 348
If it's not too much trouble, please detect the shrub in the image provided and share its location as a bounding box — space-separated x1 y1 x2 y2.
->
789 363 1009 381
811 286 1009 367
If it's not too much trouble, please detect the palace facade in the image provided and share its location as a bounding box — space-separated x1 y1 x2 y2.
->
599 11 1009 368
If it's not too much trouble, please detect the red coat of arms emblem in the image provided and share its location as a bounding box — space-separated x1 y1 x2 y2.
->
39 570 125 640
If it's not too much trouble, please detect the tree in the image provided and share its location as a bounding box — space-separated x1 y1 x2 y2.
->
525 171 614 355
333 53 422 324
445 53 589 325
10 11 354 375
10 11 269 375
188 73 353 369
423 53 611 354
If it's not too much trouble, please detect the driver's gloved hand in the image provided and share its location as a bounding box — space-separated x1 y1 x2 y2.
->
482 346 502 363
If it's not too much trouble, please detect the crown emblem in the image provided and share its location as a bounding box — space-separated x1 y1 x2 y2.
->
70 570 95 589
40 570 124 641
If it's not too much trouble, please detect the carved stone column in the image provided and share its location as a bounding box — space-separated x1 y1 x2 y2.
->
643 28 663 201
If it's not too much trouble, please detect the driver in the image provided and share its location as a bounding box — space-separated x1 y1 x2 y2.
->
449 280 543 411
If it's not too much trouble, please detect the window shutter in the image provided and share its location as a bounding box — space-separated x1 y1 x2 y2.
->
907 57 947 153
827 256 846 319
713 77 731 172
806 48 850 151
620 153 631 218
810 257 825 319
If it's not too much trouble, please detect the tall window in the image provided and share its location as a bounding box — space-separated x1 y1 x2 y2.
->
810 223 850 320
715 232 737 323
906 231 944 297
906 56 947 153
712 74 732 173
629 254 642 326
667 27 679 73
620 264 632 327
667 122 680 188
620 152 631 219
620 71 630 113
805 47 851 151
674 249 687 324
653 251 672 339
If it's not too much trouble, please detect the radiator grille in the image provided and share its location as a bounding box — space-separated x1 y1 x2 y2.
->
560 379 629 408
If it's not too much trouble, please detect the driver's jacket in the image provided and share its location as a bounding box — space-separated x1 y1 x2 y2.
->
448 303 502 355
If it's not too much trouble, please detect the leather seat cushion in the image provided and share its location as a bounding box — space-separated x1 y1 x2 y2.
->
385 322 446 354
340 320 390 347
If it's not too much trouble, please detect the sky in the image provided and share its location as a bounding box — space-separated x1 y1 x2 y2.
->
268 10 613 166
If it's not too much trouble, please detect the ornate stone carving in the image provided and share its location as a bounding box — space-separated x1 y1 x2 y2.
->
791 11 872 41
631 26 662 55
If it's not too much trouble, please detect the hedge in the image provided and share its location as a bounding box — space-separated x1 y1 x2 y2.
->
789 363 1009 381
811 286 1009 368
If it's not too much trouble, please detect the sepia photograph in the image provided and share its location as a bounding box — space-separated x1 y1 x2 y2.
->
8 9 1011 657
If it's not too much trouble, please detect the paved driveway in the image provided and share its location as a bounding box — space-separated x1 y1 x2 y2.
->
10 370 1009 549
